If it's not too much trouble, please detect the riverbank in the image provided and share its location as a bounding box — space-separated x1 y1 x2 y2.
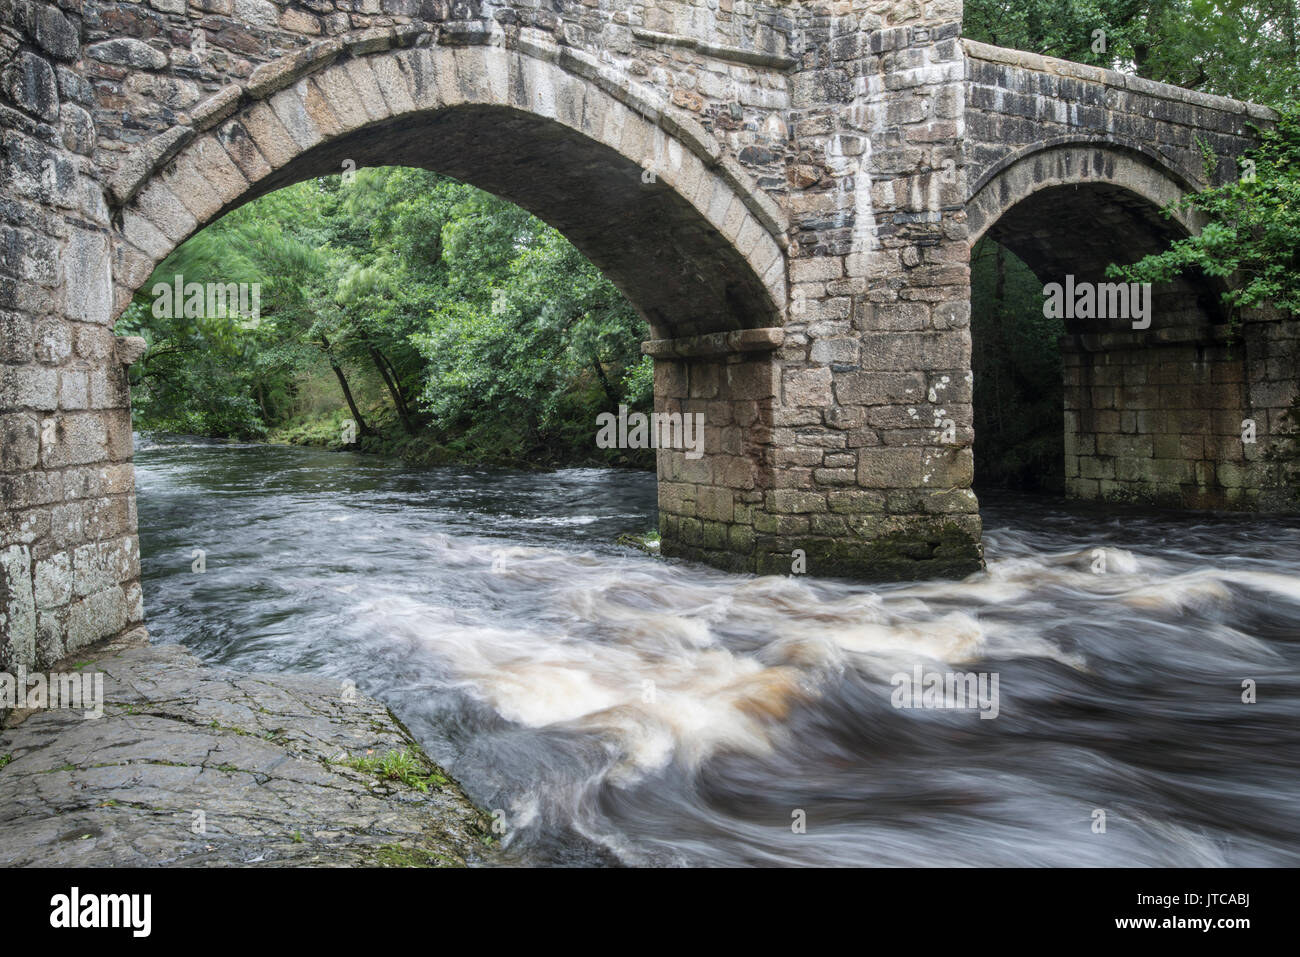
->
0 632 494 867
265 408 657 471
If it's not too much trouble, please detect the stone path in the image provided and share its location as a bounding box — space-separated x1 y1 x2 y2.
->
0 636 493 867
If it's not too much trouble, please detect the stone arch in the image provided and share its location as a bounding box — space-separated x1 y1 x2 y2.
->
966 140 1229 337
79 34 799 614
106 37 789 340
967 139 1203 248
965 141 1250 509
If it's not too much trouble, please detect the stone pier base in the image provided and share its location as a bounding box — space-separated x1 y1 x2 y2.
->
649 330 984 581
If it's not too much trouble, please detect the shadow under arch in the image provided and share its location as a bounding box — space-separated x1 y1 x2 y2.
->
968 142 1218 301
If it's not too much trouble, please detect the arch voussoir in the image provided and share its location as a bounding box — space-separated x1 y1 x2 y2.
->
310 66 372 133
267 83 334 152
237 101 301 173
968 143 1198 244
341 57 391 123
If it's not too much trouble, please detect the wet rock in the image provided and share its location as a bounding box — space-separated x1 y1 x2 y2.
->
59 103 95 156
113 335 148 366
787 164 822 189
0 637 494 866
9 0 81 62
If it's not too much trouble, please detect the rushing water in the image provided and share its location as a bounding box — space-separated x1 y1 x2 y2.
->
133 435 1300 866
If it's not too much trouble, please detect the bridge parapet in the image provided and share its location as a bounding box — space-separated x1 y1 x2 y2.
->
964 38 1276 193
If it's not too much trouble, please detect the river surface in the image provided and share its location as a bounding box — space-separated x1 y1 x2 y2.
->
133 435 1300 866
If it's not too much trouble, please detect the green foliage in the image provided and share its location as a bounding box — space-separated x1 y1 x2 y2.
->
343 749 449 792
116 168 650 466
268 408 363 451
115 185 334 439
964 0 1161 66
622 354 655 408
964 0 1300 103
1109 104 1300 324
616 529 662 555
971 240 1067 490
411 198 648 465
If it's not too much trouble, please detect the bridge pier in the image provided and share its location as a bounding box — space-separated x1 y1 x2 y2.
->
650 329 984 581
750 2 984 580
1060 314 1300 511
649 335 778 574
1064 332 1242 508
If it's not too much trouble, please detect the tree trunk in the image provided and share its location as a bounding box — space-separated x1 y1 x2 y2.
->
370 346 415 435
1286 0 1299 88
591 357 621 409
320 334 372 436
993 243 1007 438
377 349 415 424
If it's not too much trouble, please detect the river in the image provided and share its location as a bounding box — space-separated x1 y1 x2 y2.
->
133 435 1300 866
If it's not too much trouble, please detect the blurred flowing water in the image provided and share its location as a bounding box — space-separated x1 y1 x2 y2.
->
134 434 1300 866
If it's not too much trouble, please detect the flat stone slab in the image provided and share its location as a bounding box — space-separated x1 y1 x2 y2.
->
0 638 493 867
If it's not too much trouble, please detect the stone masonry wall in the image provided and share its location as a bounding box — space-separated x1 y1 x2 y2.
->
654 0 984 581
1244 315 1300 512
765 0 981 579
66 0 806 202
1063 317 1300 511
1063 336 1249 508
2 0 145 679
651 335 779 573
963 40 1272 194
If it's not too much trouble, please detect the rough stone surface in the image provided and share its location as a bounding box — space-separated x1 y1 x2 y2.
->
84 40 169 72
0 636 494 867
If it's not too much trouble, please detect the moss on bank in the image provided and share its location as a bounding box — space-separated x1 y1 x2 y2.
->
338 748 452 793
616 529 661 556
365 843 463 868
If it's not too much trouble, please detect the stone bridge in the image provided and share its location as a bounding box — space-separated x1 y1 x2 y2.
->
2 1 1297 670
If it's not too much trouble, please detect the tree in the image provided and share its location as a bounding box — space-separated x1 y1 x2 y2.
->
1109 104 1300 321
963 0 1300 103
115 167 652 466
